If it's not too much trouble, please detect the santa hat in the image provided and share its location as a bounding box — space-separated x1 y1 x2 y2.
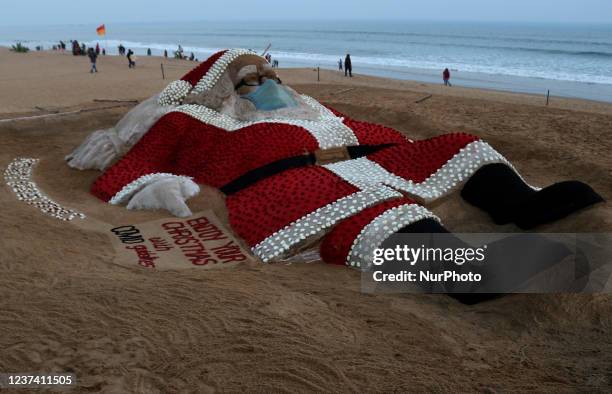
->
158 49 268 106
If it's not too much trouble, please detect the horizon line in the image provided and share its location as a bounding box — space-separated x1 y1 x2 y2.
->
2 18 612 28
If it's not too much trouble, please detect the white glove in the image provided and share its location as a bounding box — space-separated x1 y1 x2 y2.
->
126 177 200 217
65 128 124 171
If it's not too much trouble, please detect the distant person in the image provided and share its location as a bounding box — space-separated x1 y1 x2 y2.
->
338 58 343 71
189 52 195 61
127 49 135 68
443 68 452 86
344 53 352 77
95 43 100 55
88 48 98 73
164 49 168 58
81 43 86 56
118 44 125 56
147 48 152 56
102 48 106 56
273 59 279 68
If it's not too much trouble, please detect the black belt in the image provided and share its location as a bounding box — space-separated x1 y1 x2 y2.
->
220 144 396 195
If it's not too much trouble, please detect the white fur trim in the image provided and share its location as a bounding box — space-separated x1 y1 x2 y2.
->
346 204 440 269
252 186 402 263
191 49 259 93
158 80 193 106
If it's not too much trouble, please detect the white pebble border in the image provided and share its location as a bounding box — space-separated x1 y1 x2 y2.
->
4 158 86 221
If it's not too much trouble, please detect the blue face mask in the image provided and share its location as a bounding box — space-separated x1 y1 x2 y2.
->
242 79 297 111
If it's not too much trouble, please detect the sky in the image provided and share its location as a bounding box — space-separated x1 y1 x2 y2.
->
2 0 611 26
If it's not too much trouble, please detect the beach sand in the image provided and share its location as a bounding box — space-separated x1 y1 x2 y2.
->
1 48 611 392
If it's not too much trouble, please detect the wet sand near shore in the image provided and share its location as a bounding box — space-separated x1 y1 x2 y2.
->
1 48 611 392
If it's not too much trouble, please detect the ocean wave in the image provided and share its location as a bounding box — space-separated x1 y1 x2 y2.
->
249 28 612 48
269 49 612 85
494 47 612 58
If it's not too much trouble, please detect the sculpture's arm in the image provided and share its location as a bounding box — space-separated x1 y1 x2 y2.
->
91 112 200 217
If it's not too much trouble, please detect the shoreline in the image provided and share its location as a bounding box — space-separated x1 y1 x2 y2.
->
3 44 612 105
280 58 612 104
2 48 612 116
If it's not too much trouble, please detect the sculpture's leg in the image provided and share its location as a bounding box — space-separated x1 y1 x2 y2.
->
461 163 603 229
357 134 603 229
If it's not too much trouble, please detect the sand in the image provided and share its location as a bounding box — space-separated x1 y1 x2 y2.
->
1 48 611 392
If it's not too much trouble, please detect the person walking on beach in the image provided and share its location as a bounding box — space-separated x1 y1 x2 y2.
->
164 49 168 58
71 40 79 56
127 49 135 68
344 53 352 77
338 58 343 71
443 68 452 86
95 43 100 55
147 48 152 56
87 48 98 73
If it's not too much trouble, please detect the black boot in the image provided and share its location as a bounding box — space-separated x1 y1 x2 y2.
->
461 163 603 229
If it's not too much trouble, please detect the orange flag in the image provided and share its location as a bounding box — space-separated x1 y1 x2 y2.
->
96 24 106 36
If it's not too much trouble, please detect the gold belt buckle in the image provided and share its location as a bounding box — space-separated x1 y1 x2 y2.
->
315 146 351 165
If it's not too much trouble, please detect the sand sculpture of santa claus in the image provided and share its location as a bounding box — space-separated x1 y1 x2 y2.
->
66 49 602 270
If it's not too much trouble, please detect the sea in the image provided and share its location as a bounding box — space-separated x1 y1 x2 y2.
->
2 20 612 102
